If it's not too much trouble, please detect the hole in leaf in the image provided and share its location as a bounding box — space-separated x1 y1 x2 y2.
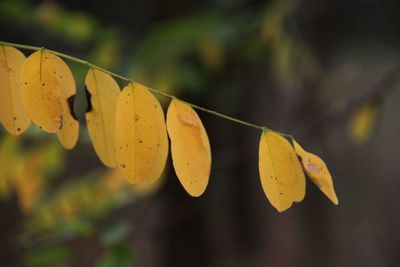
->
67 95 78 120
84 86 93 113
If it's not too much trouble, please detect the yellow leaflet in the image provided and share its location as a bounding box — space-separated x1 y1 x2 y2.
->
115 83 168 185
85 68 120 167
52 55 79 149
348 102 378 145
0 46 31 135
20 50 79 146
293 140 338 205
258 131 305 212
20 50 63 132
166 99 211 197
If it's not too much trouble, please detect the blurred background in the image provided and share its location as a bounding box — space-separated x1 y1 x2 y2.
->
1 0 400 266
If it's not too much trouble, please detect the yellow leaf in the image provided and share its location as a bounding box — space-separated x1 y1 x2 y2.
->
85 68 120 167
293 140 338 205
166 99 211 197
258 130 305 212
348 102 378 145
115 83 168 185
0 45 31 135
53 58 78 149
20 49 78 147
20 50 63 132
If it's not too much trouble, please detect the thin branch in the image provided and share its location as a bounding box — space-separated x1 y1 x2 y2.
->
0 40 272 132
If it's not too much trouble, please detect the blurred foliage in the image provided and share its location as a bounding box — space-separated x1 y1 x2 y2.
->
100 222 132 247
0 136 64 212
98 222 134 267
0 134 161 266
261 0 320 89
23 244 73 267
97 244 134 267
348 101 379 145
128 14 235 96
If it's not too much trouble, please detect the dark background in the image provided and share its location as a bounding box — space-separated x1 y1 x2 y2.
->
1 0 400 266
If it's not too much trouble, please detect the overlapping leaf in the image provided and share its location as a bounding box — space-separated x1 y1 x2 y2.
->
20 49 79 148
166 99 211 197
0 45 31 135
55 67 79 150
258 130 305 212
20 50 63 132
115 83 168 185
85 68 120 167
293 140 338 205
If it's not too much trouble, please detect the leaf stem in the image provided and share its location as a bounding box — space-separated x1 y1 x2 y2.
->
0 41 284 133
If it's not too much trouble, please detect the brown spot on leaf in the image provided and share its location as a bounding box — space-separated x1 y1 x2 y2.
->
178 114 198 128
